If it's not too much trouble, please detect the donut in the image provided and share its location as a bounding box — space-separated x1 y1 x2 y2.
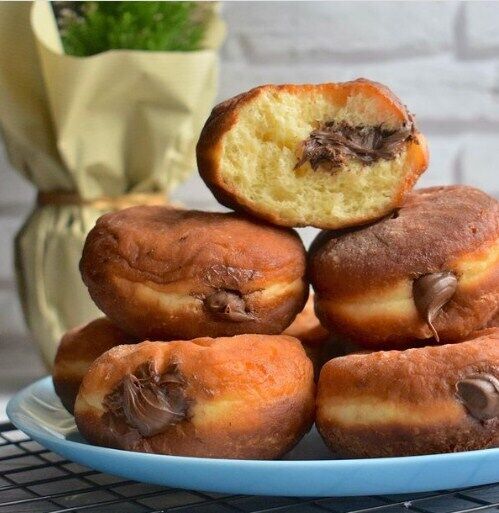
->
74 334 315 459
80 206 308 340
283 297 369 375
283 294 329 347
197 79 428 229
316 328 499 458
283 294 331 376
53 300 321 415
309 185 499 348
53 318 139 414
488 311 499 328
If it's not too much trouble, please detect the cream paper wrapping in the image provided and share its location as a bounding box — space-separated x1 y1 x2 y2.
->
0 1 225 368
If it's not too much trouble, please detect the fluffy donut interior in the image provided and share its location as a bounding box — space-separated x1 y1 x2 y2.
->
220 89 415 226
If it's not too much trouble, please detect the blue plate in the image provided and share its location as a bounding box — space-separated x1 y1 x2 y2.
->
7 377 499 497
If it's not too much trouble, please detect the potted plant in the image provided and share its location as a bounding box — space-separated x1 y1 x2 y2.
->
0 1 225 366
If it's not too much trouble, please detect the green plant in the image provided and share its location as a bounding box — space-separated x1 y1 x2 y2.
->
55 1 209 56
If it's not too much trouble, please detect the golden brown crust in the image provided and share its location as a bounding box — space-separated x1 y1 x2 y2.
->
309 186 499 347
283 295 330 346
310 186 498 292
80 206 308 340
196 79 429 229
75 335 315 459
282 295 364 378
488 311 499 328
53 318 139 414
283 294 332 378
316 328 499 457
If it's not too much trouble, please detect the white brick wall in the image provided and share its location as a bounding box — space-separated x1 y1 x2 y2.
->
463 2 499 57
223 2 458 60
1 0 499 342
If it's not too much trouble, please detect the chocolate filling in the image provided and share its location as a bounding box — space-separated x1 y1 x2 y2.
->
413 271 458 342
103 361 189 437
456 374 499 421
204 290 255 322
295 120 415 171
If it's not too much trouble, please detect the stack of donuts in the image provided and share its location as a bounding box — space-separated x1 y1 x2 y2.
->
53 79 499 459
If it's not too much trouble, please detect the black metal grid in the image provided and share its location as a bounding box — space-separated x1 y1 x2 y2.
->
0 422 497 513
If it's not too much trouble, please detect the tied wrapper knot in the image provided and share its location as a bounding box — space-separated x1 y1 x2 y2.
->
37 191 168 211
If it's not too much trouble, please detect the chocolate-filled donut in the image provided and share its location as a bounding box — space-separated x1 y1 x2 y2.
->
309 186 499 348
197 79 428 229
53 318 139 414
75 334 315 459
80 206 308 340
316 328 499 458
53 295 327 412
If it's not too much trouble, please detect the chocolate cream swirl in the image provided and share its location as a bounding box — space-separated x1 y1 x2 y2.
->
103 361 189 437
456 374 499 421
204 290 255 322
413 271 458 342
295 119 415 171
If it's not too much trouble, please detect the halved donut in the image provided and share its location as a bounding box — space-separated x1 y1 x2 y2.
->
75 334 315 459
197 79 428 229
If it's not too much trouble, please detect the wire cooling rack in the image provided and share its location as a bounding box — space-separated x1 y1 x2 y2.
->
0 422 497 513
